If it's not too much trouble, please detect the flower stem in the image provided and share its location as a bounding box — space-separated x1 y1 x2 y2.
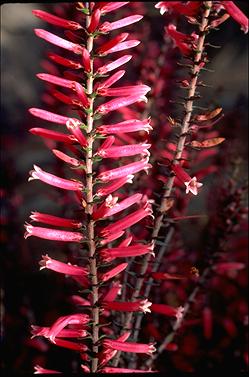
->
85 6 99 373
113 1 213 368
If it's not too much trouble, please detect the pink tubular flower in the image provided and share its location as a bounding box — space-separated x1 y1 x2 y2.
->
39 254 87 276
100 367 155 373
31 325 87 339
46 314 89 343
30 212 82 228
96 175 134 197
99 15 143 32
100 262 128 283
96 70 126 91
100 243 154 262
96 94 147 115
106 40 140 54
96 33 129 55
98 84 151 97
87 9 101 33
98 157 151 182
24 224 83 243
103 339 156 355
29 108 78 125
47 52 82 69
171 164 203 195
103 299 152 313
96 2 129 14
97 118 152 135
34 365 62 374
66 119 87 147
52 149 81 167
100 201 153 237
102 193 143 218
34 29 82 54
221 1 248 33
32 10 82 30
29 128 77 144
97 56 132 74
36 73 75 89
28 165 84 191
97 143 151 158
93 194 119 220
98 331 131 367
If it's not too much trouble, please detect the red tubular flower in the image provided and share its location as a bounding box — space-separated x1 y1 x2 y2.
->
87 9 101 33
151 304 184 320
39 254 87 275
155 1 201 16
81 47 91 72
24 224 83 243
100 243 154 262
34 365 62 374
96 175 134 197
51 338 88 351
73 82 90 108
98 157 151 182
52 89 82 107
28 165 84 191
103 299 152 313
97 143 151 158
97 118 152 135
31 325 87 339
96 70 126 91
99 15 143 32
29 128 77 144
98 331 131 367
100 367 155 373
97 56 132 74
29 108 78 125
171 163 203 195
45 314 89 343
214 262 245 273
102 282 122 302
66 119 87 147
47 52 82 69
166 24 196 56
221 1 248 33
36 73 75 89
102 339 156 355
34 29 82 54
98 84 151 97
92 194 119 220
52 149 81 167
100 263 128 282
99 231 125 246
32 10 82 30
30 212 82 228
100 201 153 237
96 33 129 55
